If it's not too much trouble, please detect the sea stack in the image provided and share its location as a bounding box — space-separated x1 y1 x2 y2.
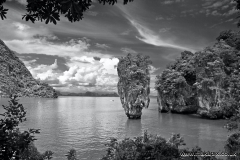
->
117 53 151 119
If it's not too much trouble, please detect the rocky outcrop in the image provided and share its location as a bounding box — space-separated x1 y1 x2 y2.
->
117 54 151 119
155 30 240 119
194 41 233 119
0 39 58 98
155 67 198 114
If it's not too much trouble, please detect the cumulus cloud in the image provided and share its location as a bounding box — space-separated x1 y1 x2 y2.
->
24 59 60 83
22 55 120 92
57 57 119 91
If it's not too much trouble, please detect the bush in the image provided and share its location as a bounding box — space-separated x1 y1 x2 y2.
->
225 133 240 159
0 95 53 160
20 142 53 160
101 131 184 160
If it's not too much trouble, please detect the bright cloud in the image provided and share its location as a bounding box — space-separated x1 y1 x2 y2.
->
22 55 120 92
25 59 60 82
128 18 191 51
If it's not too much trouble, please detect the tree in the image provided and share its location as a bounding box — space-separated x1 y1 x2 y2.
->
101 131 186 160
0 95 53 160
0 0 134 24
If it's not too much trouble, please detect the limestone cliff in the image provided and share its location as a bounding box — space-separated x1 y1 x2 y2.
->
117 54 151 119
155 30 240 119
0 39 58 98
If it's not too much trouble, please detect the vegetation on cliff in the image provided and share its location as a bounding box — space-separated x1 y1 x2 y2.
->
117 53 151 119
0 40 58 98
155 30 240 119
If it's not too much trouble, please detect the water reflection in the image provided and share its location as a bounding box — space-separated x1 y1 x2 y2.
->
125 119 142 137
0 97 229 160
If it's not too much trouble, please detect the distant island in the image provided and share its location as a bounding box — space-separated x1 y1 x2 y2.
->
57 91 119 97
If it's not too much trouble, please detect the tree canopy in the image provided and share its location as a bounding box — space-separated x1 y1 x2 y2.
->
0 0 134 24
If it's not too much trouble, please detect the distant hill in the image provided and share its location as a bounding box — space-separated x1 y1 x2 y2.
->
0 40 58 98
57 91 119 97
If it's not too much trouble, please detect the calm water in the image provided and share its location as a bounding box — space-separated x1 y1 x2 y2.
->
0 97 230 160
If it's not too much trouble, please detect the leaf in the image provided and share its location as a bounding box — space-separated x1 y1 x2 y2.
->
45 18 49 24
51 16 57 25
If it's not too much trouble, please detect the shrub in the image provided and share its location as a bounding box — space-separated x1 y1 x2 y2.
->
101 131 186 160
0 95 53 160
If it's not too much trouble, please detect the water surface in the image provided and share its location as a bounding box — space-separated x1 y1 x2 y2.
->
0 97 230 159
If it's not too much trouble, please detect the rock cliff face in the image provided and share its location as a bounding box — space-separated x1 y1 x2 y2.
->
117 54 151 119
0 39 58 98
194 41 228 119
155 52 198 114
155 30 240 119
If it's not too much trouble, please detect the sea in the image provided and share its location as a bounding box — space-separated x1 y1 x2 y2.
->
0 96 230 160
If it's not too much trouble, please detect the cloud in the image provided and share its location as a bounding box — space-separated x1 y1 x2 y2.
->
159 28 171 33
223 9 238 16
24 59 60 83
57 57 119 91
22 55 120 92
149 65 161 74
121 47 137 54
120 29 132 35
5 38 94 57
162 0 184 5
200 0 238 17
211 10 222 16
85 11 98 16
156 16 164 20
70 56 95 64
128 18 190 51
1 22 52 40
95 43 110 49
7 0 27 5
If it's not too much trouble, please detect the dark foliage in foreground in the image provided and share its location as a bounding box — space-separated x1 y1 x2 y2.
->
0 0 134 24
100 131 230 160
0 95 53 160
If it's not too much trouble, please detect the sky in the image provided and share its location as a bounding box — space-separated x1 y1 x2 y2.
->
0 0 239 95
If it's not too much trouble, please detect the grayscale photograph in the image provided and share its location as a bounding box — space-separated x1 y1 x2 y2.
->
0 0 240 159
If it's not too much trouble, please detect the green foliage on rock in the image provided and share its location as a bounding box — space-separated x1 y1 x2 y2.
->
117 53 151 119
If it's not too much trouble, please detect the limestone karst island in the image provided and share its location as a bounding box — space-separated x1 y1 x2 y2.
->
0 0 240 160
